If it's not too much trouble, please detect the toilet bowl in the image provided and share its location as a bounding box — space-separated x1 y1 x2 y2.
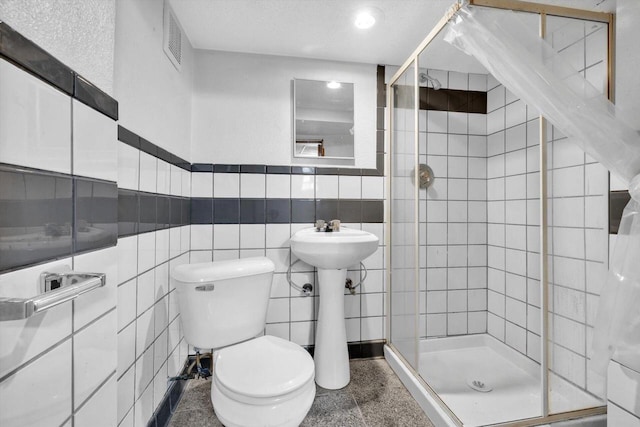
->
212 335 315 427
171 257 316 427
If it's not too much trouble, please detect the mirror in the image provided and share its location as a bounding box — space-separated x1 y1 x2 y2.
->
293 79 354 159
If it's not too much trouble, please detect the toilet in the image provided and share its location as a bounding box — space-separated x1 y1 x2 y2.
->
171 257 315 427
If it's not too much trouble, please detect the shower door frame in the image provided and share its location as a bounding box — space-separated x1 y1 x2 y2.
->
385 1 615 426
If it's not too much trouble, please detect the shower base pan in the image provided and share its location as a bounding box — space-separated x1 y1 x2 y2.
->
386 334 604 427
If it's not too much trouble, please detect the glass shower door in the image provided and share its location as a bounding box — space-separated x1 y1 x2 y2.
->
390 62 419 369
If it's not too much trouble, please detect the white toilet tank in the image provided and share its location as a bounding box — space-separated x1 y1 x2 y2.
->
171 257 275 349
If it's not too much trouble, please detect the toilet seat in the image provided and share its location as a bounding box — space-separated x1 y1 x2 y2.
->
211 335 316 427
215 335 315 399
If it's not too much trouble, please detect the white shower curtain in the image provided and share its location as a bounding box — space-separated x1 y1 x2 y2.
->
443 5 640 389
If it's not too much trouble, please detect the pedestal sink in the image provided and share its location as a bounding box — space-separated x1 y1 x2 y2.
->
290 227 379 389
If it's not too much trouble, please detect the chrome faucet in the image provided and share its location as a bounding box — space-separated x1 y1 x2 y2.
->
315 219 341 232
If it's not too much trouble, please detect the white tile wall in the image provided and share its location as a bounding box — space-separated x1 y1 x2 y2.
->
0 340 73 427
72 100 117 181
117 146 191 427
419 70 488 338
187 166 386 347
0 58 128 426
607 360 640 423
482 15 610 404
0 59 71 174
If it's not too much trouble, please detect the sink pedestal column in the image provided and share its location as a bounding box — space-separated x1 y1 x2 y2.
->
314 268 349 389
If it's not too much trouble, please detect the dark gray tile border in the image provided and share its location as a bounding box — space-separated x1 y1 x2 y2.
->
181 199 191 226
73 178 118 254
266 165 291 174
610 190 630 234
291 199 316 223
240 199 265 224
0 22 74 95
170 197 183 227
118 190 189 236
362 200 384 223
183 198 383 225
316 200 339 222
118 189 139 238
118 126 140 149
172 155 191 171
213 198 239 224
412 85 489 114
376 107 385 130
191 164 214 172
191 198 213 224
139 193 157 233
139 137 158 157
191 164 382 177
240 165 267 174
0 167 74 272
118 125 191 171
316 167 341 176
157 196 171 229
213 164 239 173
74 74 118 120
377 64 386 108
292 166 316 175
266 199 291 223
157 147 174 165
339 200 362 223
376 130 384 153
0 164 126 272
0 22 119 119
339 168 362 176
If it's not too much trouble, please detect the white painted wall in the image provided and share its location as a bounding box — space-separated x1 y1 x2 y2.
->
191 50 377 168
0 0 116 94
114 0 194 161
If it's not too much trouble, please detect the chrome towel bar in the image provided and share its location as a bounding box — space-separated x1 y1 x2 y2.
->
0 270 106 321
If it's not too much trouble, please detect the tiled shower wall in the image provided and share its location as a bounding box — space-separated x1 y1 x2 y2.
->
419 70 489 338
485 17 610 397
547 16 610 397
485 77 545 362
607 1 640 423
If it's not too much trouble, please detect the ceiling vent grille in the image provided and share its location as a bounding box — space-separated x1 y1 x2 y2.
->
164 4 182 70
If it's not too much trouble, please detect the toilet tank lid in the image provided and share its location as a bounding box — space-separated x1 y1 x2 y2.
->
171 257 275 283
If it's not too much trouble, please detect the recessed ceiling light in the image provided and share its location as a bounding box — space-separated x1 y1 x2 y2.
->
355 11 376 29
327 81 341 89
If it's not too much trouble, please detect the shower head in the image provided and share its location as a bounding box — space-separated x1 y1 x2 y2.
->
419 72 442 90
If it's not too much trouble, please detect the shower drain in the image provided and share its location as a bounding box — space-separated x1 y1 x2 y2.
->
466 378 493 392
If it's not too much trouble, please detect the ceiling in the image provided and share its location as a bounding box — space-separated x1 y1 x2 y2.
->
169 0 616 67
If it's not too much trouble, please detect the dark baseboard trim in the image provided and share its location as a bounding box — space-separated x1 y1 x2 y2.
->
304 339 386 360
147 360 191 427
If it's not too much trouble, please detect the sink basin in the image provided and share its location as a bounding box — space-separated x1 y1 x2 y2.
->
290 227 379 269
290 227 379 390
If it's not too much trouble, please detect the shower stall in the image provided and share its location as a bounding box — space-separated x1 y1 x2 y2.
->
386 1 614 426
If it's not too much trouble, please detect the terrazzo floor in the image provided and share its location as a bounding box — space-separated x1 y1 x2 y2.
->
168 358 435 427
